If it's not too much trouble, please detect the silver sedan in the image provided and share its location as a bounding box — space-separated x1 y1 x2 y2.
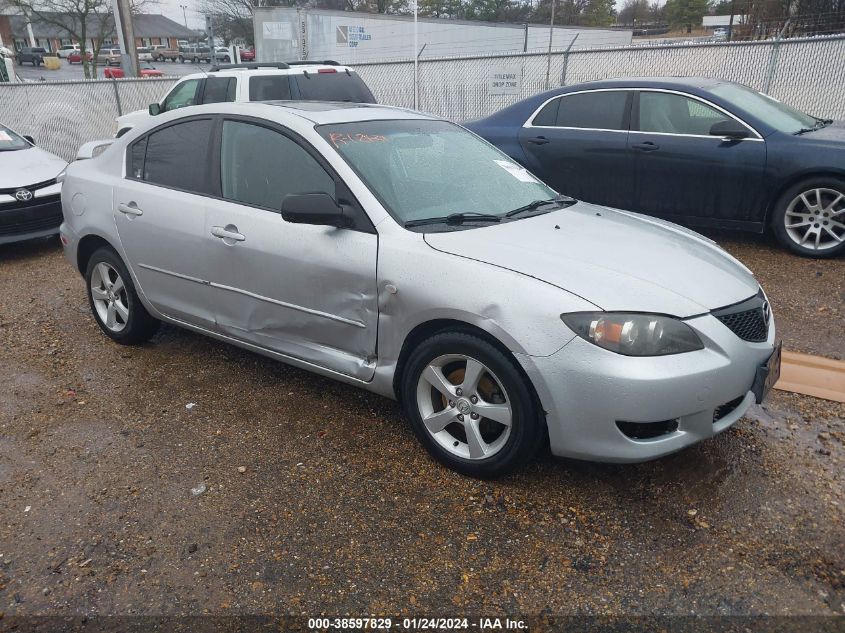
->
59 102 780 477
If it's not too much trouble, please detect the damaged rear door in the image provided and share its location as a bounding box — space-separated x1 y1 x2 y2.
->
203 117 378 381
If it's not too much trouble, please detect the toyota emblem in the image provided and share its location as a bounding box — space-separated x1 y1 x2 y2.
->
15 189 33 202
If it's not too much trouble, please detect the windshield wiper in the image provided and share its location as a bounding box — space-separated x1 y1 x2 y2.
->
404 212 502 228
795 119 832 135
504 194 576 218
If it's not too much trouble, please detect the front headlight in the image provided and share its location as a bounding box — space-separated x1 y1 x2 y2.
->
561 312 703 356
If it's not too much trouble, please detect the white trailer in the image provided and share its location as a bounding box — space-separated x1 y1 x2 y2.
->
254 8 632 64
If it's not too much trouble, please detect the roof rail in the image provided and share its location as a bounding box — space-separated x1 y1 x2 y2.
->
284 60 341 66
209 62 291 72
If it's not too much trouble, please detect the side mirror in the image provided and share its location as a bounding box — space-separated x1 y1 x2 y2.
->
23 135 35 145
148 102 161 115
281 193 347 228
710 119 749 139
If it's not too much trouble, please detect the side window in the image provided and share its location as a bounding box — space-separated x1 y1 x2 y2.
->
248 76 292 101
220 120 334 210
531 98 560 126
638 91 733 135
162 79 201 112
201 76 236 104
129 137 147 179
143 119 215 194
554 91 628 130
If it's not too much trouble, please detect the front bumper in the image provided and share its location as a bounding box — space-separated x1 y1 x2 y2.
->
0 193 63 245
517 312 776 463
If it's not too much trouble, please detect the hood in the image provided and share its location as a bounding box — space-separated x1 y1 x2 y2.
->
799 120 845 144
423 203 759 317
0 146 66 189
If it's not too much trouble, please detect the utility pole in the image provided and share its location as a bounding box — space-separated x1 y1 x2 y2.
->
545 0 556 90
727 0 736 41
413 0 418 110
112 0 139 77
180 4 189 30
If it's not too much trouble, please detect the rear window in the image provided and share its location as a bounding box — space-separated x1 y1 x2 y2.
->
294 71 376 103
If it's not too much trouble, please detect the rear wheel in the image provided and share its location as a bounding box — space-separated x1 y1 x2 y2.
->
401 332 544 478
179 55 185 63
85 247 159 345
771 177 845 258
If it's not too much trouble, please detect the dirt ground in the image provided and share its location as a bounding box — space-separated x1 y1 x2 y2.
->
0 233 843 623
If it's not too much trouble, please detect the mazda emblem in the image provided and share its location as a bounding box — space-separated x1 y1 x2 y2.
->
15 189 33 202
762 300 770 326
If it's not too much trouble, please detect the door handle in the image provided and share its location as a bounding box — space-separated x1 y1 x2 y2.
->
632 141 659 152
117 202 143 216
527 136 550 145
211 225 245 242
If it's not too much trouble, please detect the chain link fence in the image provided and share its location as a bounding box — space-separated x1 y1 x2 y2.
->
0 78 176 161
1 35 843 160
355 34 845 121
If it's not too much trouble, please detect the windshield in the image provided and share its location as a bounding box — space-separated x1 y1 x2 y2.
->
0 124 29 151
318 120 556 226
709 83 819 134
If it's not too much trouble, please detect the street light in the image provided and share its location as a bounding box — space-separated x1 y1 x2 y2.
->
180 4 189 29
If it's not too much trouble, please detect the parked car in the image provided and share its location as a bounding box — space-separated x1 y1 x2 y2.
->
113 62 376 137
152 46 181 62
60 102 779 477
136 47 153 62
17 47 47 66
713 27 729 39
103 62 163 79
0 123 67 244
214 47 232 63
56 44 80 59
239 48 255 61
97 48 122 66
179 46 211 63
465 77 845 258
67 50 93 64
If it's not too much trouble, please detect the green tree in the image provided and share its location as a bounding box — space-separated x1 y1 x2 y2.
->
664 0 710 32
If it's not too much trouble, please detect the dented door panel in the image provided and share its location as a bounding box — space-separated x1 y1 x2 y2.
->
203 196 378 381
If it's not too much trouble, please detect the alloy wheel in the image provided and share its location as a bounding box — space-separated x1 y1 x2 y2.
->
90 262 129 333
415 354 512 460
784 187 845 251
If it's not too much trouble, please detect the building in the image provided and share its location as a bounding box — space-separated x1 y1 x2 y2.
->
254 8 632 64
1 13 195 53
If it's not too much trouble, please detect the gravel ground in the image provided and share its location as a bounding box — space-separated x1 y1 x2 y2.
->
0 234 843 621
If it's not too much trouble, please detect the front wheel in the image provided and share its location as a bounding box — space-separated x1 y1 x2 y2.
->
401 332 544 478
179 56 184 63
771 178 845 258
85 247 159 345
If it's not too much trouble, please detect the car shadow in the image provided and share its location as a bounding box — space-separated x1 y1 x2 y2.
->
0 236 62 264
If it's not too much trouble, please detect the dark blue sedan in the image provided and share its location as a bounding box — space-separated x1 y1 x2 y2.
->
464 77 845 258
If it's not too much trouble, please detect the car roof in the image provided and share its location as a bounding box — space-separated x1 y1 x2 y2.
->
261 101 438 124
560 76 727 91
180 65 357 80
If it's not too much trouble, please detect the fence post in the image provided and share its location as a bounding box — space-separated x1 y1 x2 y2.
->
559 33 579 87
763 21 790 94
110 78 123 116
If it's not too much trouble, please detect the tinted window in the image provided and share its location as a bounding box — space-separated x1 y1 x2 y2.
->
554 91 628 130
162 79 201 112
202 76 235 104
143 119 215 194
532 99 559 126
638 91 733 135
220 120 334 210
294 72 376 103
248 76 292 101
129 137 147 179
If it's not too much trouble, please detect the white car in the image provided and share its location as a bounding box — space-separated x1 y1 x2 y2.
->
56 44 80 59
61 102 778 476
0 123 66 244
136 47 153 62
113 62 375 137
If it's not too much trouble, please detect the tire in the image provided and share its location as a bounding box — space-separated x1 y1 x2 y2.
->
771 176 845 258
223 56 230 63
193 56 199 63
400 331 544 478
85 247 159 345
179 56 184 63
